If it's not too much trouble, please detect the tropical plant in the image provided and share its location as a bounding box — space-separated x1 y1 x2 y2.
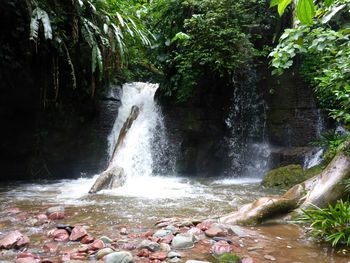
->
28 0 153 105
270 0 350 127
298 200 350 247
149 0 277 101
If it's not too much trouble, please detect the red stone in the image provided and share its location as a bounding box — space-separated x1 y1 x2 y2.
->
120 242 136 250
141 230 154 238
188 227 203 236
211 240 232 255
5 207 21 214
137 249 150 258
160 234 173 244
17 252 40 260
43 242 59 253
48 212 65 220
205 226 225 238
61 253 70 261
149 236 160 243
80 234 95 244
49 229 69 242
40 258 61 263
196 220 213 231
15 258 37 263
0 230 30 249
16 213 28 221
150 252 167 261
242 257 254 263
37 214 48 220
70 252 87 260
69 226 87 241
88 239 105 250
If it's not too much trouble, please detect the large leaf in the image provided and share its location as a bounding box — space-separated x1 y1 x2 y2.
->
324 0 335 7
270 0 283 7
322 4 346 24
30 7 52 41
278 0 292 16
297 0 315 25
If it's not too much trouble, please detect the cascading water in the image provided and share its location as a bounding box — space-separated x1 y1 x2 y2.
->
107 82 172 179
226 69 271 178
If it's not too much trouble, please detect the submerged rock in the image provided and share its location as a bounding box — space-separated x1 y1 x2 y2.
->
89 166 126 194
104 251 133 263
211 240 232 255
47 206 65 220
0 230 29 249
96 248 114 260
172 233 194 249
69 226 87 241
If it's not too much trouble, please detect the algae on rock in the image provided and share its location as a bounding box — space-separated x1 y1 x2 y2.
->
261 164 323 189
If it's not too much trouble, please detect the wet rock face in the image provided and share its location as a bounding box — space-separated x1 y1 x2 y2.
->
156 80 231 176
266 69 329 148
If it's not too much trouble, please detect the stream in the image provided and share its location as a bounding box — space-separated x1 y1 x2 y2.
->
0 83 349 262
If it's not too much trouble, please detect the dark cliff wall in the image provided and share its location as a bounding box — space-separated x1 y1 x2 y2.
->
156 78 231 176
157 65 329 176
0 1 120 181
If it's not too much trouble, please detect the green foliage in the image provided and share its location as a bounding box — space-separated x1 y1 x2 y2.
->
150 0 277 100
30 7 52 41
270 0 350 127
298 200 350 246
28 0 152 104
217 253 241 263
312 131 350 163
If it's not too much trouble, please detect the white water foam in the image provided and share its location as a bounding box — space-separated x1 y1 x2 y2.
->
108 82 162 178
304 148 324 169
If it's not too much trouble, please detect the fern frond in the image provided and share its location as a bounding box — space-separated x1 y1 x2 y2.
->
62 43 77 90
30 7 52 41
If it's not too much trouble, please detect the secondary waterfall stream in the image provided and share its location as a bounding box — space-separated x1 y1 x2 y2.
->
0 82 348 262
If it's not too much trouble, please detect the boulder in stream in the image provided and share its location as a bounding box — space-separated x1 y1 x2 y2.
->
89 166 126 194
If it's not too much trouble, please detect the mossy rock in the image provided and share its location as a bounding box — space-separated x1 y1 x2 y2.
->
262 164 323 189
217 253 241 263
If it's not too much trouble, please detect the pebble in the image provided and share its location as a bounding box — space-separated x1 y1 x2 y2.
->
69 226 87 241
0 230 30 249
154 229 172 238
205 226 225 238
167 251 182 259
99 236 113 244
165 225 178 234
247 246 263 251
150 251 167 260
230 226 248 238
138 240 160 252
264 255 276 261
80 235 94 244
172 233 194 249
210 240 232 255
47 206 65 220
96 248 114 260
160 243 171 252
104 251 133 263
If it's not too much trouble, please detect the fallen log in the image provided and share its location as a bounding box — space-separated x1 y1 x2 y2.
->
219 151 350 225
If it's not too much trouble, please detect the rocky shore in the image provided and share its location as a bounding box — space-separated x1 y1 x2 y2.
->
0 205 295 263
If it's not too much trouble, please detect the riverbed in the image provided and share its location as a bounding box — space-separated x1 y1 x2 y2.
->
0 176 349 262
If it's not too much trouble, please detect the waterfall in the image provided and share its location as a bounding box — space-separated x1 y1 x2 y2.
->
226 69 271 178
304 148 324 169
107 82 170 178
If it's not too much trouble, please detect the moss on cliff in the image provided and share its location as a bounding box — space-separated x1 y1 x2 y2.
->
262 164 323 189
